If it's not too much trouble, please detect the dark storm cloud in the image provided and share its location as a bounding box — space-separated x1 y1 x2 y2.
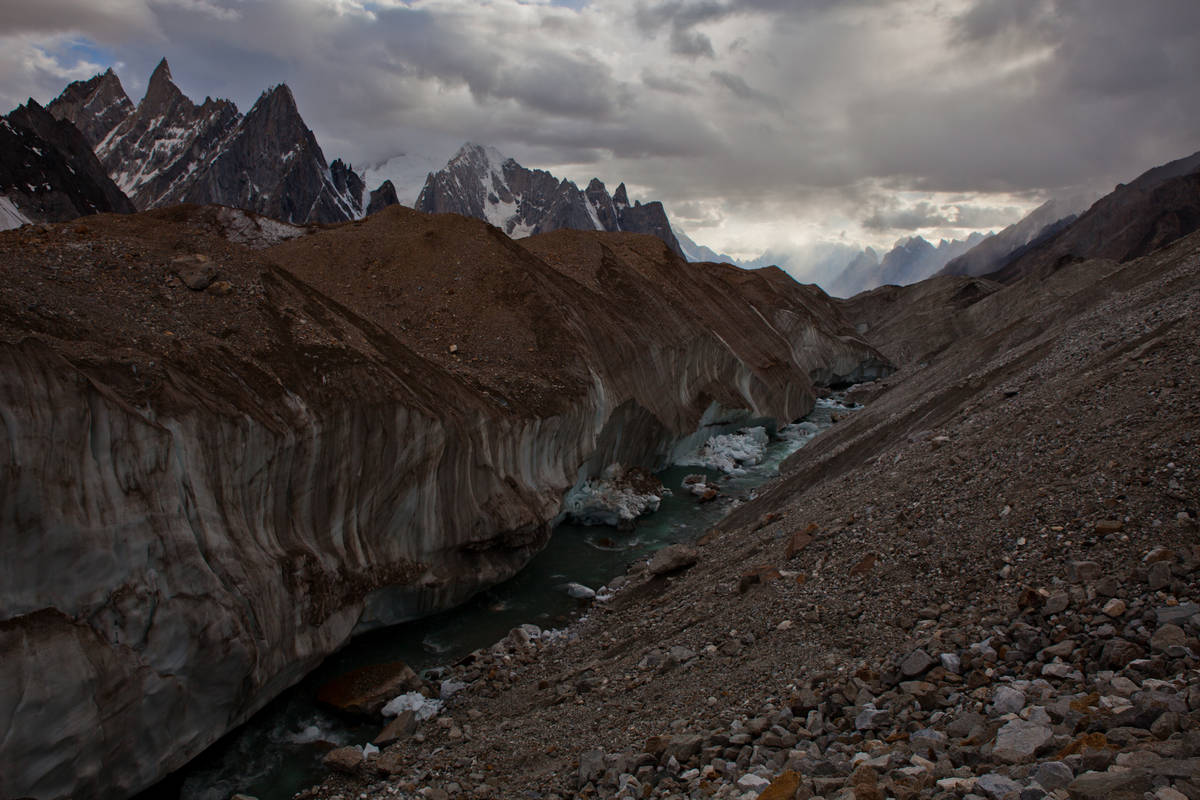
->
836 0 1200 196
862 201 951 232
863 199 1022 232
0 0 158 39
640 70 698 95
709 70 771 102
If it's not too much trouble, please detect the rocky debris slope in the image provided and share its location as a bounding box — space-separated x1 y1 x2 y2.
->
0 206 883 800
303 231 1200 799
415 143 685 257
0 99 134 228
987 149 1200 284
938 196 1089 279
46 59 393 224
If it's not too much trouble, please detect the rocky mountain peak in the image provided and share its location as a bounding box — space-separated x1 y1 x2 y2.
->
250 83 300 119
1 99 134 226
240 83 318 157
415 144 683 256
613 182 630 208
46 67 133 147
142 57 188 116
367 179 399 215
897 235 933 254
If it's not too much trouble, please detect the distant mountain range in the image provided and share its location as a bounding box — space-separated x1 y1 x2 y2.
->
2 60 688 256
414 143 684 257
682 234 992 297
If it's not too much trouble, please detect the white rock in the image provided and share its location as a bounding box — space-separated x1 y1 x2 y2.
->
992 719 1053 763
991 685 1026 715
736 773 771 792
563 582 596 600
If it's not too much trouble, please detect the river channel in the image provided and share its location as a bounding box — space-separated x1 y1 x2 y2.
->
157 396 858 800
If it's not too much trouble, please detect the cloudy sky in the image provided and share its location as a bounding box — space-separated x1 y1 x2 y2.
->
3 0 1200 268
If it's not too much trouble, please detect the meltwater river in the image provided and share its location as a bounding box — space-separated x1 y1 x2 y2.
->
158 396 858 800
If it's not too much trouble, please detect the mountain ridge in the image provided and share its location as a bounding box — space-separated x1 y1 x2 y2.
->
0 99 135 228
415 142 685 257
46 59 389 224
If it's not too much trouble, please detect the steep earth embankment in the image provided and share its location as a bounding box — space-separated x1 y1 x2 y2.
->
306 229 1200 800
988 150 1200 285
0 205 885 800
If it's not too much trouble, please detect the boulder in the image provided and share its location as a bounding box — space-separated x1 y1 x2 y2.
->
322 746 364 774
992 719 1053 763
1066 769 1152 800
374 710 418 746
900 649 936 677
647 544 699 576
316 661 423 716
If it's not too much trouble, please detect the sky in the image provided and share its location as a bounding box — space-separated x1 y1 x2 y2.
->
3 0 1200 268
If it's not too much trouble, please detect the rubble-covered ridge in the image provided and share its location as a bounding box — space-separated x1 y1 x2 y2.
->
306 232 1200 799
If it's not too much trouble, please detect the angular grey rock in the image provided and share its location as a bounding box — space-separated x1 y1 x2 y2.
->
1043 592 1070 614
910 727 948 753
1151 623 1187 652
579 748 606 785
1068 561 1102 582
1065 769 1152 800
663 734 704 762
993 719 1053 763
854 704 891 731
977 772 1023 798
900 648 936 677
947 711 987 740
1156 602 1200 626
940 651 962 673
1100 638 1144 668
1032 760 1074 790
992 685 1027 715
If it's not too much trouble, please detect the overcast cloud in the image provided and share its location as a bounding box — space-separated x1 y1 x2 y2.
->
2 0 1199 267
